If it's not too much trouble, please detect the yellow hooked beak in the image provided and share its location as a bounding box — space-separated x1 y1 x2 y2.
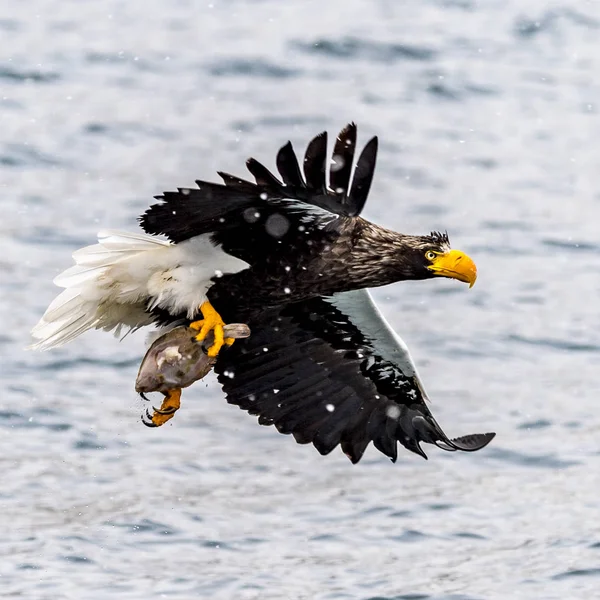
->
427 249 477 288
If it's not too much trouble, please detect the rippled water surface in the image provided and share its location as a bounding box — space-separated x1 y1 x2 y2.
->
2 1 600 598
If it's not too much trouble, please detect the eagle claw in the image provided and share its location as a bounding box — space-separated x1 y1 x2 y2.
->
141 409 158 428
190 301 234 358
152 405 178 415
140 388 182 427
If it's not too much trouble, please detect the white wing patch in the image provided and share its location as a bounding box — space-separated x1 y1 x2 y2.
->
328 289 428 395
30 230 248 350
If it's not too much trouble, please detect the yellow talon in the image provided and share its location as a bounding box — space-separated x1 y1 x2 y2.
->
189 300 234 358
150 388 181 427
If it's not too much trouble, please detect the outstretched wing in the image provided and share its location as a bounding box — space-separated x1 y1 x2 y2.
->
214 289 495 463
139 124 378 262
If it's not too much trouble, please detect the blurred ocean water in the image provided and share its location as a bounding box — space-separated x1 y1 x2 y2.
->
2 1 600 598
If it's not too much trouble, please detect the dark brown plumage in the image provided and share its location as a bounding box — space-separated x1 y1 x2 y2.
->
140 124 492 463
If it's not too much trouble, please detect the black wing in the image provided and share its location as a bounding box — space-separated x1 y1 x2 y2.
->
139 124 378 248
214 290 495 464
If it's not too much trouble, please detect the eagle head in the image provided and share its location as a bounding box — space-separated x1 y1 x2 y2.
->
401 231 477 287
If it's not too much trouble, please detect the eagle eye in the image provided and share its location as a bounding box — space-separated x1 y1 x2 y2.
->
425 250 437 261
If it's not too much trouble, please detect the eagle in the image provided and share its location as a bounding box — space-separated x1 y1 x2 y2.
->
31 123 495 463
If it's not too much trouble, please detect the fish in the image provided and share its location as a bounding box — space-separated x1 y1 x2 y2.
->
136 323 250 426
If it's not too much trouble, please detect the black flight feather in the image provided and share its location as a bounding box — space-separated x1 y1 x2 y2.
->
245 157 282 188
276 141 305 188
303 131 328 192
329 122 357 199
217 171 257 193
348 135 378 216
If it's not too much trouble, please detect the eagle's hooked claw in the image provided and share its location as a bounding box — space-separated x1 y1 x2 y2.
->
141 388 182 427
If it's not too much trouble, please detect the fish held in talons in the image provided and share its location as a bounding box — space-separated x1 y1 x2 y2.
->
137 323 250 427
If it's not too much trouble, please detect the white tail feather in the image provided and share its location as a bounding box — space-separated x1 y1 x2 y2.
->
53 264 109 288
30 230 248 351
30 231 172 351
34 288 82 326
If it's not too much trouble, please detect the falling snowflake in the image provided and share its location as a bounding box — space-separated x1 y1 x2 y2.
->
265 213 290 238
386 405 401 420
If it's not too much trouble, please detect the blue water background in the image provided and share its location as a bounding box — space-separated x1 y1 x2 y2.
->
2 1 600 598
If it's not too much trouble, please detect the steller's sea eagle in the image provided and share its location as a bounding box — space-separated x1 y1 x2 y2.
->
31 124 494 463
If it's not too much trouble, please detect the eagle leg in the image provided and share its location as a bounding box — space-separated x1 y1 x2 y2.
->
190 301 235 358
141 388 182 427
